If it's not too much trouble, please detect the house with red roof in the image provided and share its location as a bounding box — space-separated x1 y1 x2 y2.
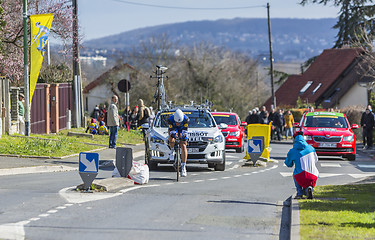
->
264 48 372 110
83 63 137 114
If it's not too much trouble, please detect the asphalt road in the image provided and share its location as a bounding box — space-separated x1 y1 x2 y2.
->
1 142 374 240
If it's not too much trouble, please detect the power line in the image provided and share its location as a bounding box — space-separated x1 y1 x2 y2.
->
111 0 265 10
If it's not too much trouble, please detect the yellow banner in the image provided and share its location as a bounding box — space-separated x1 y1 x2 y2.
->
244 123 271 161
30 13 54 104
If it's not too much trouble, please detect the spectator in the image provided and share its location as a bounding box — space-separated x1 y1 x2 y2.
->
268 108 276 124
259 111 269 124
122 106 132 129
258 106 268 124
18 93 25 135
360 107 375 149
107 95 119 149
130 106 139 130
86 118 98 134
273 109 285 141
100 104 107 125
248 109 260 124
138 99 151 126
98 121 109 135
92 105 100 120
284 110 295 139
285 133 319 199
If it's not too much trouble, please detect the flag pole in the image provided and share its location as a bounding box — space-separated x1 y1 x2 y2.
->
23 0 30 136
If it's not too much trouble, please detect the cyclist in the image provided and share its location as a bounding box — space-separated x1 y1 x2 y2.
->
168 109 189 177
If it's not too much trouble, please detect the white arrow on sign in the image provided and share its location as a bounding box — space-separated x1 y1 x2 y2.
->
249 140 261 152
81 154 97 172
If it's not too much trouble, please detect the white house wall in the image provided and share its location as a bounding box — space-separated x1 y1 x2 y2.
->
85 84 113 115
337 84 367 109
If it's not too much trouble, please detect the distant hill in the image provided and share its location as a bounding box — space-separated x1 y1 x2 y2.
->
82 18 337 62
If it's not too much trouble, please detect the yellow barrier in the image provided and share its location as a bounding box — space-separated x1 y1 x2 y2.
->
244 123 271 161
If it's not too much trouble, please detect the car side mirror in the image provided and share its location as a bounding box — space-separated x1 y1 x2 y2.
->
219 123 228 130
240 121 247 127
140 123 150 129
351 124 359 129
293 122 300 127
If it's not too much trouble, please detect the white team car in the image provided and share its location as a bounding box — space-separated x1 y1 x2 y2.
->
142 107 226 171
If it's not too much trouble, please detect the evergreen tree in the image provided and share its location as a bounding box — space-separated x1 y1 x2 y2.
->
300 0 375 48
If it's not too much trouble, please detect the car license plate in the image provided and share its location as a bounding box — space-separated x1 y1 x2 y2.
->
188 148 199 153
319 143 336 148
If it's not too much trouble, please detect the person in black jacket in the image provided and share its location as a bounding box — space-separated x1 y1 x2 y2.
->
246 109 260 124
273 109 285 141
360 107 375 149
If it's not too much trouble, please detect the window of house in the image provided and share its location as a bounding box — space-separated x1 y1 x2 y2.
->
312 83 322 94
300 81 313 93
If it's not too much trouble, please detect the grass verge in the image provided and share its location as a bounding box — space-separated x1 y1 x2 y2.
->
0 128 144 157
299 184 375 240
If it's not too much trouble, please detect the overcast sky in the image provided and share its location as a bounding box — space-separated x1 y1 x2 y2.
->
77 0 340 40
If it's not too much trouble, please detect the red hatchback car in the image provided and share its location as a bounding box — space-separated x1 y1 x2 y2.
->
211 112 247 153
295 111 358 161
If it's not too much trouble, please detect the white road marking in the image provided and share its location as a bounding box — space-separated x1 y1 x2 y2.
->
280 172 293 177
319 173 344 178
243 173 252 176
47 210 58 214
234 175 242 178
221 176 231 179
225 162 233 166
194 180 204 183
357 165 375 168
208 178 218 181
38 214 49 217
349 173 375 178
56 206 66 210
0 221 28 240
320 163 341 167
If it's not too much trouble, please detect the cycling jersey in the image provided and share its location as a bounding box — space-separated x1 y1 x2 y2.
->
168 114 189 140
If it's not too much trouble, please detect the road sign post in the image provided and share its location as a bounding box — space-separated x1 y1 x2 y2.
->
248 136 265 166
79 152 99 191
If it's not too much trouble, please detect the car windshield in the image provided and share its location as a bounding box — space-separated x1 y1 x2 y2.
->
154 110 216 128
213 115 237 125
303 116 348 128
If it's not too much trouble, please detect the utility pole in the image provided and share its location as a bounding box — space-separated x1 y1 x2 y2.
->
72 0 81 127
23 0 30 136
267 3 276 109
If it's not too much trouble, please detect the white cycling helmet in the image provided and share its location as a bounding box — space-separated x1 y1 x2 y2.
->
174 109 184 123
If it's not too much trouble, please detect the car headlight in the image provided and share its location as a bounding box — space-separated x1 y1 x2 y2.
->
304 135 312 141
343 135 354 142
151 136 164 144
230 131 240 136
214 135 224 143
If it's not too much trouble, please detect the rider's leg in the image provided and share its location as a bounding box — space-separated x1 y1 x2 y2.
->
180 141 188 176
168 135 175 160
180 141 187 163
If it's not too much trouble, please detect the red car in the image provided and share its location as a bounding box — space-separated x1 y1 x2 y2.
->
211 112 247 153
295 111 358 161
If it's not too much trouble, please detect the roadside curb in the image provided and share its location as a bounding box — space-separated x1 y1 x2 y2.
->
0 147 107 160
0 165 77 176
290 194 301 240
0 150 144 176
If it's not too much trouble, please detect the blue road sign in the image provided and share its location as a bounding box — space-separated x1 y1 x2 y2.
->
248 139 263 153
79 152 99 173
